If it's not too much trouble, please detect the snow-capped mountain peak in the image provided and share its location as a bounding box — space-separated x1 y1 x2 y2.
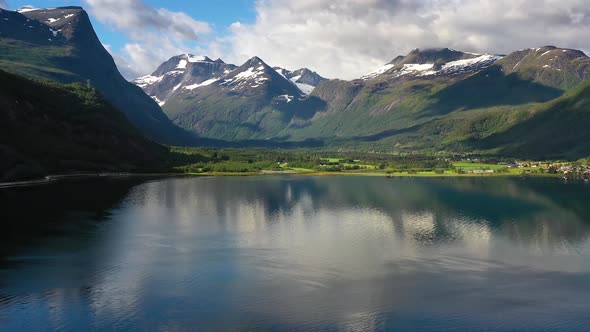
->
16 6 46 13
7 6 86 43
186 54 212 62
221 61 270 89
272 66 327 95
361 63 396 80
245 56 265 66
216 57 304 98
133 54 237 106
174 54 219 69
362 48 502 80
133 55 329 109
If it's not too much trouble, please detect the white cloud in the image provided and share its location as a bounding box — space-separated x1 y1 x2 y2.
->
84 0 590 81
85 0 212 79
223 0 590 79
103 43 138 79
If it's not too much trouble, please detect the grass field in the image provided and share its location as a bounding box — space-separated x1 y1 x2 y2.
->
169 147 576 178
452 162 508 170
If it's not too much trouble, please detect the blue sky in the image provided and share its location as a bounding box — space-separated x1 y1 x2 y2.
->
2 0 589 80
6 0 256 54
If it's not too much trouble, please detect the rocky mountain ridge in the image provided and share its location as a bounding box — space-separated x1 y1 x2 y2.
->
361 48 503 80
134 54 328 108
135 54 237 107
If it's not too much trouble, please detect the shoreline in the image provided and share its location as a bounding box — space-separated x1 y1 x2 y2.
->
0 172 185 189
164 170 566 179
0 170 569 189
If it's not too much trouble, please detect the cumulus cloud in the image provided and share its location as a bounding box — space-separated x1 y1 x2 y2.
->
224 0 590 79
0 1 9 9
85 0 212 79
103 43 137 79
85 0 590 80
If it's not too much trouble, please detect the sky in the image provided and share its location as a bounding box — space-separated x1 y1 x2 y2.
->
2 0 590 80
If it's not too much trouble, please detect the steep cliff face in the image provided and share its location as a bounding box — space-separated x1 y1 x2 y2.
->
0 7 196 145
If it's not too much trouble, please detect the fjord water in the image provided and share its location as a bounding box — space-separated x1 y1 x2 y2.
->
1 177 590 331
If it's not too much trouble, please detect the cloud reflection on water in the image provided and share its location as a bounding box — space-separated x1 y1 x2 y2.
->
1 176 590 330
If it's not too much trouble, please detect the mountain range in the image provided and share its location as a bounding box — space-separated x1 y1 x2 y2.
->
134 55 328 140
1 5 590 160
136 44 590 158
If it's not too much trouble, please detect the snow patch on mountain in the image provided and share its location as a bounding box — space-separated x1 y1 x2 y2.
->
17 6 47 13
274 67 326 95
222 65 269 88
279 94 294 103
418 54 501 76
184 78 218 90
367 53 501 80
361 63 395 80
295 82 314 95
135 74 164 88
443 54 499 69
538 50 552 58
176 59 188 69
186 55 212 63
400 63 435 75
43 12 76 25
275 68 289 79
151 95 165 107
172 83 183 92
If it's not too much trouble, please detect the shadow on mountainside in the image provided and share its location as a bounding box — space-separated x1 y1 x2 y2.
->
423 66 563 117
468 83 590 160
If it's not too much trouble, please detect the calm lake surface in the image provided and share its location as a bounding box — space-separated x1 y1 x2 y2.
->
1 176 590 331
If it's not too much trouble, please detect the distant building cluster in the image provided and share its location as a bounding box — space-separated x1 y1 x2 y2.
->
548 165 590 180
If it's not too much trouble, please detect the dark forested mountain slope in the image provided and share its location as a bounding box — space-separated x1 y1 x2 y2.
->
472 80 590 159
0 6 196 145
0 69 168 181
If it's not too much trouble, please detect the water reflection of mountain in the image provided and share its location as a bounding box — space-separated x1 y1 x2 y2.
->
129 176 590 247
0 178 150 256
2 176 589 254
1 176 590 331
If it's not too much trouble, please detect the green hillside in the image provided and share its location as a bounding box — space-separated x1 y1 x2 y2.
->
0 7 197 145
473 80 590 159
261 47 590 158
0 70 168 181
331 80 590 159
